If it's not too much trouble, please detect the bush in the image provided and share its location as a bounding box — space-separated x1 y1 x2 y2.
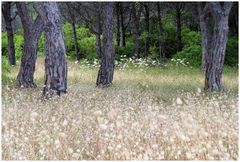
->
225 36 238 67
79 36 96 61
2 56 10 83
115 39 135 60
173 45 202 67
14 34 24 60
2 32 24 61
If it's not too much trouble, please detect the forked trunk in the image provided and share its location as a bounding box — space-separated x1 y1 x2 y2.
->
36 2 67 96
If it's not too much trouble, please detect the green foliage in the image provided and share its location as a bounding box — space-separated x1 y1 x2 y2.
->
115 39 135 60
14 34 24 60
79 36 96 61
2 32 24 61
173 28 202 67
2 33 8 57
173 45 202 67
38 33 45 54
225 36 238 67
2 56 10 83
63 23 96 60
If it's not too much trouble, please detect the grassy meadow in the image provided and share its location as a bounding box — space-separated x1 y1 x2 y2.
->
2 57 239 160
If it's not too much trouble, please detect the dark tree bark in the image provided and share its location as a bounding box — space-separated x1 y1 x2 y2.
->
66 3 81 61
119 3 132 47
157 3 165 61
204 2 233 92
198 3 212 70
96 2 115 87
119 3 126 47
175 3 182 52
95 13 102 58
116 2 121 47
2 2 16 66
131 3 142 59
71 21 80 61
16 2 43 87
35 2 67 96
144 3 150 58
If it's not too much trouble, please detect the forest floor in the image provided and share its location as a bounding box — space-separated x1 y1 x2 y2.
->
2 57 239 160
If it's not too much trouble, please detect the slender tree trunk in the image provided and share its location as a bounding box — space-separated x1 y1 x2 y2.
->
116 2 121 47
204 2 232 92
35 2 67 96
120 3 126 47
176 5 182 52
131 3 141 58
144 3 150 58
16 3 43 87
2 2 16 65
96 2 115 87
71 21 80 61
157 3 165 61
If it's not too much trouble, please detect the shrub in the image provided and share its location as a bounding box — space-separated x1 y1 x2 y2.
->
2 56 10 83
14 34 24 60
79 36 96 61
225 36 238 67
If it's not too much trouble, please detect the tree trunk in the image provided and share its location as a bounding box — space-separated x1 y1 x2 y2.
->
95 33 102 58
131 3 141 59
157 3 165 61
71 21 80 61
176 5 182 52
144 3 150 58
204 2 233 92
116 2 121 47
16 3 43 87
35 2 67 96
120 3 126 47
96 2 115 87
2 2 16 66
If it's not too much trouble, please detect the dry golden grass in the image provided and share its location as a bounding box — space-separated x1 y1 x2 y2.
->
2 57 238 160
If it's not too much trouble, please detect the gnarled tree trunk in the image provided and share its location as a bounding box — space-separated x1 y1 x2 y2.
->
116 2 121 47
96 2 115 87
204 2 233 92
2 2 16 66
35 2 67 96
16 3 43 87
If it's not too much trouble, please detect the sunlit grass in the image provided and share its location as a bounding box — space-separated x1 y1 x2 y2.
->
2 57 238 160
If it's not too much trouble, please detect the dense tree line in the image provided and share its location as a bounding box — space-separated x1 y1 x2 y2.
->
2 2 237 96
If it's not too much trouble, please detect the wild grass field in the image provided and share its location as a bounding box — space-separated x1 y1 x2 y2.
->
2 57 239 160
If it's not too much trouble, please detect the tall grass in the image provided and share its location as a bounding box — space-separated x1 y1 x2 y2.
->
2 57 238 160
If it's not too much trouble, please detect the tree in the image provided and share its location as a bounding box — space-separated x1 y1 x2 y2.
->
16 2 43 87
157 2 166 61
119 3 132 47
116 2 121 47
96 2 115 87
71 2 103 58
198 2 233 92
59 2 81 61
131 2 142 59
35 2 67 96
174 3 184 52
2 2 17 66
143 2 150 58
